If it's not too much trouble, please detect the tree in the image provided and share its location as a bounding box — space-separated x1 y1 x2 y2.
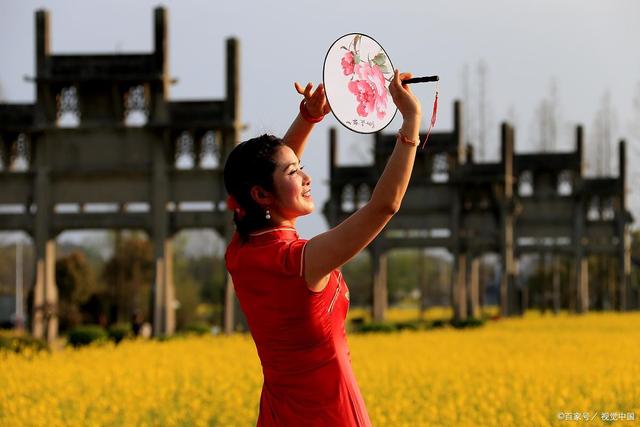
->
591 90 617 176
342 252 371 307
183 255 225 304
173 256 202 329
341 250 451 308
101 232 153 324
55 251 97 331
388 249 421 304
461 60 491 161
535 78 560 152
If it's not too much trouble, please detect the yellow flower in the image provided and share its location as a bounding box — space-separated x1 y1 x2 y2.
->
1 310 639 426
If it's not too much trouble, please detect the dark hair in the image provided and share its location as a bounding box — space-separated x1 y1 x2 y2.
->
223 134 285 242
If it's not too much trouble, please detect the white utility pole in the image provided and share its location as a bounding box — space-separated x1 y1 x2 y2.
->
15 239 25 331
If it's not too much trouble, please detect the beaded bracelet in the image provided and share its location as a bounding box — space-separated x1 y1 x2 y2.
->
397 129 419 147
299 100 325 123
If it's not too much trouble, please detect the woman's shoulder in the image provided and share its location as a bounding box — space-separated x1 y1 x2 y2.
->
226 232 309 277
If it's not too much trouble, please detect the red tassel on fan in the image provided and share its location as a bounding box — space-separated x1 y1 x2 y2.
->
420 83 439 150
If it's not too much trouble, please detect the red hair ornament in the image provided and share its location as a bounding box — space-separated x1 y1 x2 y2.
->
226 195 246 220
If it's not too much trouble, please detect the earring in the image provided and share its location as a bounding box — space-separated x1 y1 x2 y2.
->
265 209 271 220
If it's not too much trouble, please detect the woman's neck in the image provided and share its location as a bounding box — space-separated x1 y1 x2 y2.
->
267 213 296 229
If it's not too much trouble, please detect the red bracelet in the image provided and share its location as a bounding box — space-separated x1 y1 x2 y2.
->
397 130 419 147
299 100 324 123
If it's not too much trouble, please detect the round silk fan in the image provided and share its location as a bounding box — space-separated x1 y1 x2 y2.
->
323 33 439 147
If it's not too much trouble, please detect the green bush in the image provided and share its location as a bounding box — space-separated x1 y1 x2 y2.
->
0 329 49 354
430 319 447 329
350 316 366 328
451 317 485 329
348 315 487 334
395 321 421 331
67 325 108 348
356 322 397 333
108 322 133 344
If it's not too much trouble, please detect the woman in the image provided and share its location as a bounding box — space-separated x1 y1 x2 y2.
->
224 69 421 426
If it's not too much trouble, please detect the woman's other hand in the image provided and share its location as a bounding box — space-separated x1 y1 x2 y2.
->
295 82 331 118
389 70 421 119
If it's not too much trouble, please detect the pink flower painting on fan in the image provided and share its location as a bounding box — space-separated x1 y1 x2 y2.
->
341 52 355 76
340 34 393 120
348 63 388 119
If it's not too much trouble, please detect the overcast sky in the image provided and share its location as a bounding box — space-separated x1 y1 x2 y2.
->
1 0 639 241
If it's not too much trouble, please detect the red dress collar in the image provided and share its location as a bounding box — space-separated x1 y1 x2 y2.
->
248 226 299 244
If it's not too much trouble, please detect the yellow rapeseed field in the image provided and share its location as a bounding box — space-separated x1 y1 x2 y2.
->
1 309 639 427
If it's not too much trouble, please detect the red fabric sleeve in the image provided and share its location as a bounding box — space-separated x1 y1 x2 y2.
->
279 239 309 278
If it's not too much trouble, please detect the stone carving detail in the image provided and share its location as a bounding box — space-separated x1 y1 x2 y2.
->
587 196 600 221
124 85 149 126
356 184 370 209
199 131 219 169
341 184 355 212
11 133 30 171
431 153 449 182
56 86 80 126
175 131 195 169
557 170 572 195
519 170 533 196
601 197 615 220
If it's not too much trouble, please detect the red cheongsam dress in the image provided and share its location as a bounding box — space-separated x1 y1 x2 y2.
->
225 226 372 427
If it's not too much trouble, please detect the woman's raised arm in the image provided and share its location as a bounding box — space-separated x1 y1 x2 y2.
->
282 82 330 159
303 70 422 291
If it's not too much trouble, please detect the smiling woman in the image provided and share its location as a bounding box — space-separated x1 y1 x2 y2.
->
223 70 421 426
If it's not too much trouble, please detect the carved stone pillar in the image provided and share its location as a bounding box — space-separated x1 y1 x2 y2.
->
452 253 467 322
552 256 561 314
467 255 480 319
163 239 176 335
500 122 515 317
576 257 589 313
32 239 58 343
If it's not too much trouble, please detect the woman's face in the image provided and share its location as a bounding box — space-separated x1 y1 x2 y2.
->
269 145 314 219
